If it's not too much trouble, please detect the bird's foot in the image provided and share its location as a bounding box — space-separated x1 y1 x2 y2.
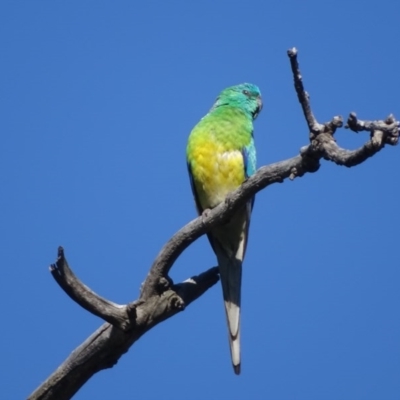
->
224 191 235 207
202 208 212 219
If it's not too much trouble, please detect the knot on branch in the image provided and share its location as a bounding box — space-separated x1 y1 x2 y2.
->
291 145 320 179
157 276 173 293
126 300 144 321
170 294 185 310
324 115 344 135
309 115 343 141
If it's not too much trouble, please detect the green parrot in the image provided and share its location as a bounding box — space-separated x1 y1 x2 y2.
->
186 83 262 374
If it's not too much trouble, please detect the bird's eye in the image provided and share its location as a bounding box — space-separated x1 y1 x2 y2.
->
242 90 250 96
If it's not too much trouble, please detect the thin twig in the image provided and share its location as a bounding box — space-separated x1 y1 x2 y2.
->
287 47 322 133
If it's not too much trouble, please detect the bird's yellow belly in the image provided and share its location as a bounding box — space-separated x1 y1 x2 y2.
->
192 144 245 209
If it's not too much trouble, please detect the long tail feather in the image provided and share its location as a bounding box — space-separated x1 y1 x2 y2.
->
218 254 242 374
209 205 251 375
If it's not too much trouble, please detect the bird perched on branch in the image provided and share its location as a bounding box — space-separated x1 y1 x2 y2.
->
186 83 262 374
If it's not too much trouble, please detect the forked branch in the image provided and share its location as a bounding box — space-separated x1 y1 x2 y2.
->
28 48 398 400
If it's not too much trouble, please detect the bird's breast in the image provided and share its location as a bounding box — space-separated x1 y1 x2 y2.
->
191 142 245 209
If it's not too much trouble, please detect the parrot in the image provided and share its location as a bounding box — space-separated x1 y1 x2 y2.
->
186 83 262 374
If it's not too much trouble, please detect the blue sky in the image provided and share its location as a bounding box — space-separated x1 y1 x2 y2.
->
1 1 399 399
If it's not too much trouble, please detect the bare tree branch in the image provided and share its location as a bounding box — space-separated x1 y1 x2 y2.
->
29 257 219 400
50 247 133 331
28 48 399 400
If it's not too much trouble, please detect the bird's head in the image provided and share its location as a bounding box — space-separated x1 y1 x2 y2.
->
212 83 262 119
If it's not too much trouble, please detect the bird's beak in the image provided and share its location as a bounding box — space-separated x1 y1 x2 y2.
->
257 96 263 112
253 96 263 119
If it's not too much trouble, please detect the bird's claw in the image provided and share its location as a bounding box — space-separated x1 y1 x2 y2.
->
202 208 211 219
224 192 234 207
